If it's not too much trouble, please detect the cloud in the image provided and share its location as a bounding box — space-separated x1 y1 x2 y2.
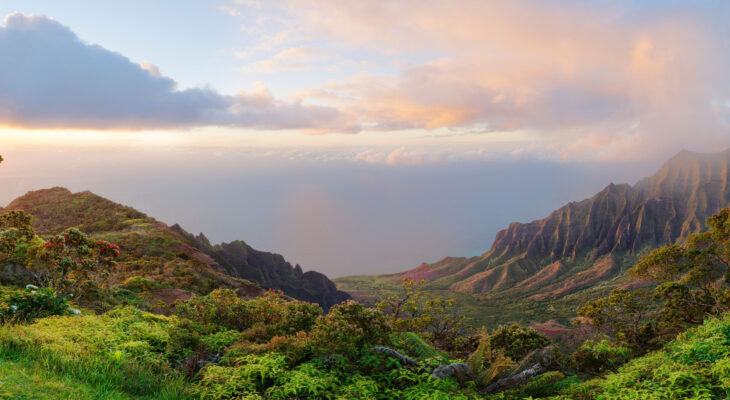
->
260 0 730 160
239 46 324 73
0 13 358 132
353 147 499 166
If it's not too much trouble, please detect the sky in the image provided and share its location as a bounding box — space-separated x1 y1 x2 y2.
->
0 1 729 276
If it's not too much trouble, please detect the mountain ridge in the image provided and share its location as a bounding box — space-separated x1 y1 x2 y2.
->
1 187 349 310
336 149 730 325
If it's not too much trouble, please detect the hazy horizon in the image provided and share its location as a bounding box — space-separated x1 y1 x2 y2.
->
1 1 729 277
0 144 660 277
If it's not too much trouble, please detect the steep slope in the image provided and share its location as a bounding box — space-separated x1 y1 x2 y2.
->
447 149 730 296
1 187 264 301
1 187 348 309
170 225 351 310
337 149 730 325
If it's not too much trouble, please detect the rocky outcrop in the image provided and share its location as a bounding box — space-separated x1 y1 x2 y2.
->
170 225 351 311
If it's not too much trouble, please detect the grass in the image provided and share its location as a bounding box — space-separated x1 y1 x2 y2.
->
0 357 134 400
0 308 199 400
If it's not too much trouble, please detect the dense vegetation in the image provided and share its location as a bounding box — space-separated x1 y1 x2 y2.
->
3 153 730 399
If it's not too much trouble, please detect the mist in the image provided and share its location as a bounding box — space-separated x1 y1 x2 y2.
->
0 145 657 277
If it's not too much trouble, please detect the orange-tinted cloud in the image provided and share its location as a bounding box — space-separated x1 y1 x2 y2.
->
270 0 730 160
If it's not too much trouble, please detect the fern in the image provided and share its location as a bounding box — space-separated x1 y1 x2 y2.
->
481 349 514 385
467 326 515 385
467 326 489 376
400 332 439 359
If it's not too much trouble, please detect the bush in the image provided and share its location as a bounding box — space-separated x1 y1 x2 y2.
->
488 323 551 361
0 287 69 324
311 300 391 356
175 289 322 338
573 339 631 375
121 276 156 292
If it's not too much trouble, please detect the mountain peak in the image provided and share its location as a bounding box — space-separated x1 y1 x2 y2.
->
3 187 147 235
391 148 730 298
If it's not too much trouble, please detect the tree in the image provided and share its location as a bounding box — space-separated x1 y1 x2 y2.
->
578 288 655 351
376 278 471 352
0 210 38 266
27 228 120 298
580 208 730 351
629 209 730 333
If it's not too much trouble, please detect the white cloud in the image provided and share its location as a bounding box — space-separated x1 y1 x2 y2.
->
0 13 358 133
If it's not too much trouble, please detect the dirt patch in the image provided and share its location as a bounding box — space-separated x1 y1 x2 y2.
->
149 288 195 305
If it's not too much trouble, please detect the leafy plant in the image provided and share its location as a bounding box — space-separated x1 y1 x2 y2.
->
26 228 120 299
487 323 550 361
0 287 70 324
467 326 515 386
572 339 630 375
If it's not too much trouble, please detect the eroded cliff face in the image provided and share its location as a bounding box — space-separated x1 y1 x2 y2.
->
171 225 351 311
400 150 730 297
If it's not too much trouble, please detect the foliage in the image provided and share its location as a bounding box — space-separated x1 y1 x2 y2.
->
572 339 631 375
0 210 39 269
0 287 70 324
578 288 656 351
26 228 120 299
500 371 574 398
0 306 197 398
589 314 730 399
377 278 472 353
467 326 515 385
176 289 322 338
400 331 442 359
311 299 391 355
486 323 551 361
121 275 157 292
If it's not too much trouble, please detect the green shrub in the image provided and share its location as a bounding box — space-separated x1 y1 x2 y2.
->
120 276 155 292
311 300 391 355
502 371 572 398
590 314 730 399
0 287 70 324
487 323 550 361
201 330 241 353
573 339 631 375
176 289 321 338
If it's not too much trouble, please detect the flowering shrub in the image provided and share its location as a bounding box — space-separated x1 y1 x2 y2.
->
0 287 69 324
26 228 120 298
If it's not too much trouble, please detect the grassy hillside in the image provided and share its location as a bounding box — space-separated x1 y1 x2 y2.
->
1 187 348 311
